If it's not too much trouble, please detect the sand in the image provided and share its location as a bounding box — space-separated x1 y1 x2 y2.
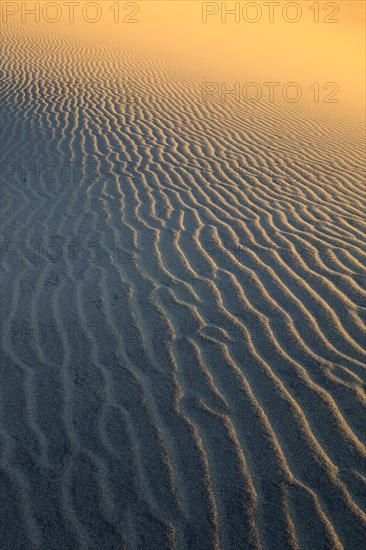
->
0 12 365 550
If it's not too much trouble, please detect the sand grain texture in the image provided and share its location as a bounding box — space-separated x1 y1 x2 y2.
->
0 21 365 550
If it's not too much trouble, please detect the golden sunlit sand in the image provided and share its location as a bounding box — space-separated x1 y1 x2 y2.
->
0 2 365 549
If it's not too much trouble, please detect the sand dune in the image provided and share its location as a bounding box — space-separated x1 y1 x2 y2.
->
1 18 365 550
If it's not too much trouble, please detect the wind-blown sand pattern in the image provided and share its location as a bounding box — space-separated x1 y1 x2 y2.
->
1 18 366 550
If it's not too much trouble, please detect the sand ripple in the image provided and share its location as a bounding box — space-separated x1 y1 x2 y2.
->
1 21 365 550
